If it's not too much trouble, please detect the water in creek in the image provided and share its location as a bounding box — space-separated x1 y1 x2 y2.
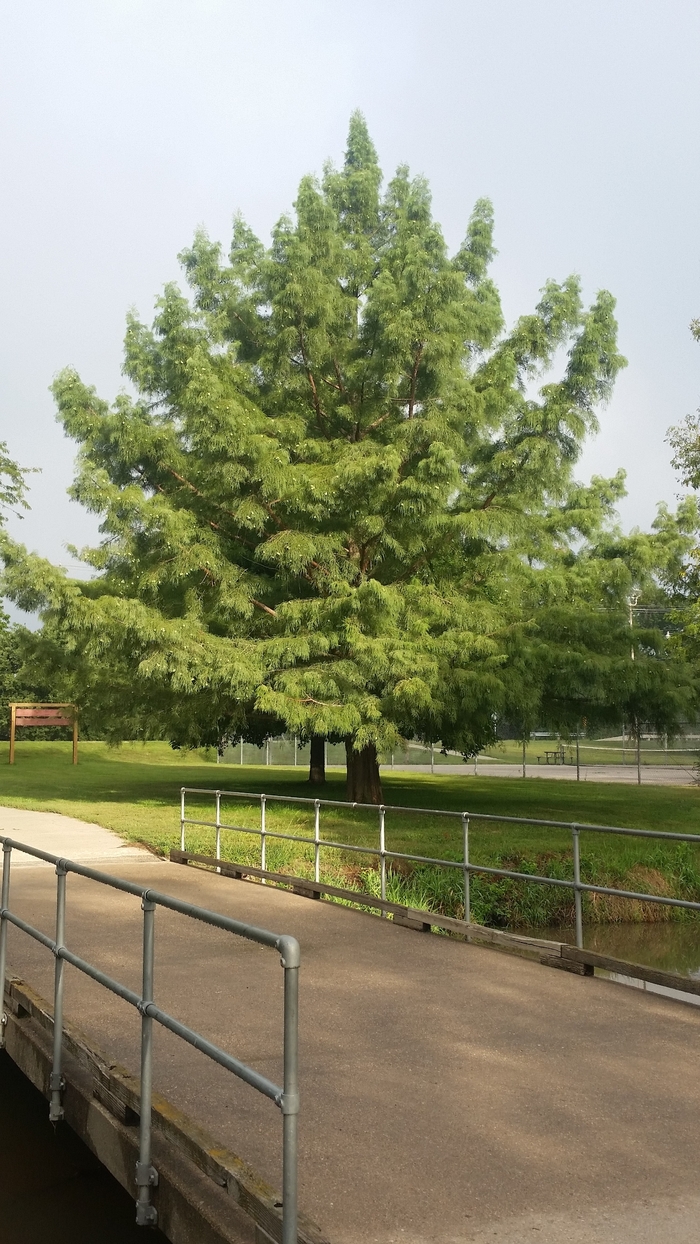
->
524 921 700 978
0 1051 169 1243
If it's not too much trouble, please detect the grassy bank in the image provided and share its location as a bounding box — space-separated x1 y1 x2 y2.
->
2 741 700 928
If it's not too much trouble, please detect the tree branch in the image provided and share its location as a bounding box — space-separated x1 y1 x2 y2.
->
297 329 329 430
365 411 392 433
252 598 277 617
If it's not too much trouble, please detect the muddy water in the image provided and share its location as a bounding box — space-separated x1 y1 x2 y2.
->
0 1051 168 1243
526 921 700 977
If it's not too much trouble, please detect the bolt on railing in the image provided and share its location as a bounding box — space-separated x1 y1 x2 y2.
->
181 786 700 951
0 836 299 1241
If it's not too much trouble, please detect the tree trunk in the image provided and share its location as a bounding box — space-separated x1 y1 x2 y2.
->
345 737 383 804
308 735 326 785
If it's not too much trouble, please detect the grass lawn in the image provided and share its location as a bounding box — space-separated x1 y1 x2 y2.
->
2 740 700 927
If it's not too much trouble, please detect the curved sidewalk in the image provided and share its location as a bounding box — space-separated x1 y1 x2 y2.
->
0 805 156 867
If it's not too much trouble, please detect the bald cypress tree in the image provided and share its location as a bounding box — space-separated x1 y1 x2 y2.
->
1 114 626 801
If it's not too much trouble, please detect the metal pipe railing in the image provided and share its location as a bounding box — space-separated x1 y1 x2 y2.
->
181 787 700 952
0 836 299 1241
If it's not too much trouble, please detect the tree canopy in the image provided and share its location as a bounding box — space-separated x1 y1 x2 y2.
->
4 113 692 799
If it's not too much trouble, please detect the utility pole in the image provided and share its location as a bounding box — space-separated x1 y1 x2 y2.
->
576 725 580 782
629 593 641 786
626 594 641 786
628 594 638 658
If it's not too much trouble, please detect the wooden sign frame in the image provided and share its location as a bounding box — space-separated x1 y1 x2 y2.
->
9 703 78 765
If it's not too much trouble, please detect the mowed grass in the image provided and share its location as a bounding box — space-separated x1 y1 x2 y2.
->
2 740 700 926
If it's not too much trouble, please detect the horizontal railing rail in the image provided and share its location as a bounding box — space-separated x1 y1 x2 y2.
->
181 786 700 951
0 836 299 1241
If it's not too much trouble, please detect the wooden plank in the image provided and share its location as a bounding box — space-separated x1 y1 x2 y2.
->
540 954 593 976
407 908 563 954
14 709 71 719
15 713 73 726
393 913 431 932
560 945 700 997
170 850 407 916
13 711 71 721
170 850 566 962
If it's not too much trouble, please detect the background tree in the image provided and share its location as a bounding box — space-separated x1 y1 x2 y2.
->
663 316 700 689
0 115 628 801
0 444 54 735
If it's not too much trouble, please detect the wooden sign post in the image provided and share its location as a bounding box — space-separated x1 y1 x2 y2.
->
9 703 78 765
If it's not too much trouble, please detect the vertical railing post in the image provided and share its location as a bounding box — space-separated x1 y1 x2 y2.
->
260 795 267 881
179 787 186 851
49 861 67 1121
135 895 158 1226
281 939 300 1244
215 790 221 874
314 800 320 884
572 825 583 949
379 806 386 915
0 842 12 1048
462 813 470 926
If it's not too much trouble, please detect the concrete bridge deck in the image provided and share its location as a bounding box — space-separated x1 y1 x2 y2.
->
2 820 700 1243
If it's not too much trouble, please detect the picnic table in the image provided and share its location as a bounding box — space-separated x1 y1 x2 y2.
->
537 747 570 764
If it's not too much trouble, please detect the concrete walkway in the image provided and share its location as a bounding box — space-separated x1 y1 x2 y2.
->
0 805 156 867
3 817 700 1244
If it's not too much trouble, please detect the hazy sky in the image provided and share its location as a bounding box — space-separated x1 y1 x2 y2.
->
2 0 700 613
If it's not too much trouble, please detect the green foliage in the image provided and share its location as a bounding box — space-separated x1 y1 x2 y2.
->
0 442 32 520
0 613 63 739
5 113 686 764
660 318 700 678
